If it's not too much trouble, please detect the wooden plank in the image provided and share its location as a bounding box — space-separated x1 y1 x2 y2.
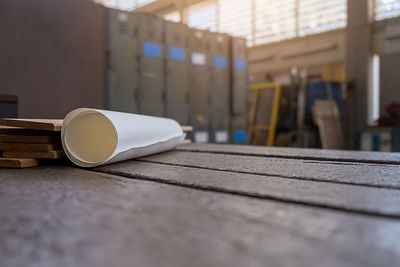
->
312 100 344 149
0 158 40 168
181 139 192 145
0 142 62 152
181 126 193 132
95 161 400 217
176 144 400 164
0 118 63 131
0 167 400 266
138 151 400 189
0 126 59 136
0 135 61 144
2 150 65 159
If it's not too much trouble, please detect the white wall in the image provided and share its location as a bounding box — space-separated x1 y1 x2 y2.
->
248 29 346 84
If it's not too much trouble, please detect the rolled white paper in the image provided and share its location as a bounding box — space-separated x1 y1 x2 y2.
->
61 108 185 167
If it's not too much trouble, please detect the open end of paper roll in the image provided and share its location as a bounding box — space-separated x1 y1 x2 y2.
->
64 112 117 165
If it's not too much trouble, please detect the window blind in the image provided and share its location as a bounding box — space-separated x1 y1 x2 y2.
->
218 0 253 45
254 0 297 45
375 0 400 20
298 0 347 36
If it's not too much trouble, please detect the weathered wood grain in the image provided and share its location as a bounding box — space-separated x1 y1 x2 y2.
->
2 150 65 159
0 142 62 152
0 126 59 136
177 144 400 164
0 158 40 168
0 135 61 144
95 161 400 217
139 151 400 189
0 167 400 267
0 118 63 131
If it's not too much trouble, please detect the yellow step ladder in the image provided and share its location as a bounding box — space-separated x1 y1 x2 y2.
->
248 83 282 146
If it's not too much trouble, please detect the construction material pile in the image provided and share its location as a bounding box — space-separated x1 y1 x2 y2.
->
0 119 65 168
0 111 192 169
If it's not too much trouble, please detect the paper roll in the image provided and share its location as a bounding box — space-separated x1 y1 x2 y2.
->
61 108 185 167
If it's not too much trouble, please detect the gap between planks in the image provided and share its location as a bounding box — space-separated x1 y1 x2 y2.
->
134 156 400 190
137 150 400 189
92 165 400 221
176 144 400 165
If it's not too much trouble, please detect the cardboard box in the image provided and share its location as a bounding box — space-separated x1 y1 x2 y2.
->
322 65 346 83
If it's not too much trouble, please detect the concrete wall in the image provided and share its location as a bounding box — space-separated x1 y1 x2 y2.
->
0 0 107 119
346 0 371 127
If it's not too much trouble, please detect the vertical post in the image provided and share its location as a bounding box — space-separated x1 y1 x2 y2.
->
248 89 260 144
251 0 256 45
267 84 281 146
295 0 300 37
216 0 220 31
180 0 188 24
346 0 372 131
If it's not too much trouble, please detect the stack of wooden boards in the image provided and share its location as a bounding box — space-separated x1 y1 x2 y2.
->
0 119 65 168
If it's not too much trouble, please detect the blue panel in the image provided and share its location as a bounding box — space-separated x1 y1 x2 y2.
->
213 56 227 69
169 46 185 61
234 130 247 143
143 42 161 58
372 133 381 152
306 82 341 112
392 130 400 152
235 58 246 70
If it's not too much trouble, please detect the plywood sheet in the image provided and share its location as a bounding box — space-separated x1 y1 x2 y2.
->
0 118 63 131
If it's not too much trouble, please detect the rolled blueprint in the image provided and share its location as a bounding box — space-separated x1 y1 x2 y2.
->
61 108 185 167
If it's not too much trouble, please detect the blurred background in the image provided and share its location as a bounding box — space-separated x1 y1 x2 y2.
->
1 0 400 151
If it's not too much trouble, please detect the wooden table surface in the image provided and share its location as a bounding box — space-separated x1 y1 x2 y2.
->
1 144 400 267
